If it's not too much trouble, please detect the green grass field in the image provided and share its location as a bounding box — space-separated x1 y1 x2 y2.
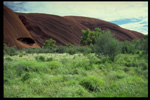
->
4 53 148 97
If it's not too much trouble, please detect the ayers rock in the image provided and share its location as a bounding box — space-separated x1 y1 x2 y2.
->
3 5 145 49
3 5 40 49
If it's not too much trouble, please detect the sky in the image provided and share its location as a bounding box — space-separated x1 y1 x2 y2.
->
3 1 148 35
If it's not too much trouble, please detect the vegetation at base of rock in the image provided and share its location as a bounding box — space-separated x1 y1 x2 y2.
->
43 38 56 49
3 27 148 97
94 30 121 61
80 27 103 45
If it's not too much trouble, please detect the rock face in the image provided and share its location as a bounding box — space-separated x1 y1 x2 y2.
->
3 5 145 49
3 5 40 49
64 16 144 41
15 13 87 47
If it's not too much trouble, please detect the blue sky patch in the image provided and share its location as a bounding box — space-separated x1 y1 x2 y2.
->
110 18 142 25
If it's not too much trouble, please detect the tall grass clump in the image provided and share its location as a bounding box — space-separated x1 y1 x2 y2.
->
35 56 46 62
5 56 13 61
80 76 106 92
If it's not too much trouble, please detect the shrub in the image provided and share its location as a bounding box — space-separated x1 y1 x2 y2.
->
55 46 66 53
122 35 148 55
61 58 69 64
132 35 148 54
9 52 18 56
46 57 53 62
80 28 101 45
19 54 23 57
21 73 30 82
73 58 90 70
4 77 11 85
94 30 121 61
15 64 29 76
35 56 46 62
25 48 34 54
106 71 126 82
74 46 91 55
99 56 112 64
4 43 19 56
142 35 148 54
66 43 73 48
5 57 13 61
43 38 56 48
47 61 63 70
80 76 106 92
68 48 75 55
121 40 135 54
86 54 100 65
4 43 10 55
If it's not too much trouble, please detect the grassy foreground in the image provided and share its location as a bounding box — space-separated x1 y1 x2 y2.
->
4 53 148 97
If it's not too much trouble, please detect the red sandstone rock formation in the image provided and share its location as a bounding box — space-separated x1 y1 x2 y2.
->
16 13 87 47
3 5 40 49
64 16 144 41
3 5 145 49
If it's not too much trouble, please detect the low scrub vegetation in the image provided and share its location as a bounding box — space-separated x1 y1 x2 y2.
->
3 28 148 98
4 52 148 97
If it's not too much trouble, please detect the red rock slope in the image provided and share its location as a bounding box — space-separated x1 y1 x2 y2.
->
3 5 40 49
4 5 145 49
16 13 87 47
64 16 145 41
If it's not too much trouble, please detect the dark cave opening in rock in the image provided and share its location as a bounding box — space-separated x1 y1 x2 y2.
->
17 37 35 45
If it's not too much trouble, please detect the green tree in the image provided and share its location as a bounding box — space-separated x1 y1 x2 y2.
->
80 28 101 45
66 43 73 48
121 40 135 54
122 35 148 54
94 30 121 61
43 38 56 48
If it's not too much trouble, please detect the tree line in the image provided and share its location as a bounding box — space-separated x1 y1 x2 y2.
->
4 27 148 62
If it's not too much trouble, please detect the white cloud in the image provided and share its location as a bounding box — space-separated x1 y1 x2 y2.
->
4 1 148 34
114 2 148 20
119 18 148 35
4 1 148 21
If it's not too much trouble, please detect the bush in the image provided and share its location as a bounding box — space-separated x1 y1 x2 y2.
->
46 57 53 62
4 43 10 55
80 76 106 92
25 48 34 54
86 54 100 65
4 45 19 56
80 28 101 45
35 56 46 62
66 43 73 48
55 46 66 53
94 30 121 61
122 35 148 55
75 46 91 55
47 61 63 70
9 52 18 56
19 54 23 57
21 73 30 82
43 38 56 48
68 48 75 55
15 64 29 76
5 57 13 61
72 58 90 70
140 35 148 55
121 40 135 54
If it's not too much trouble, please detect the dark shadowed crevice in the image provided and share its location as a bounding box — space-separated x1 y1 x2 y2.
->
17 37 35 45
18 15 28 25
